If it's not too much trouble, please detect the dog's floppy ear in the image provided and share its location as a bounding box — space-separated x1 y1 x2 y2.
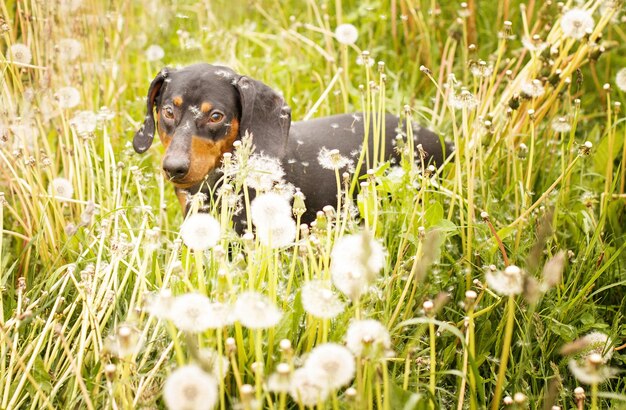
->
234 76 291 159
133 68 169 153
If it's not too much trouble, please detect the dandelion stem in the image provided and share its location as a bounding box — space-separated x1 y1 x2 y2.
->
491 295 516 410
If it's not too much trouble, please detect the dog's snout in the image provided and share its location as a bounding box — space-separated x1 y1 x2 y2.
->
163 157 190 180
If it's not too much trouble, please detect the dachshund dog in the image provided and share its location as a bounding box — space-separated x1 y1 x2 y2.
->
133 63 448 229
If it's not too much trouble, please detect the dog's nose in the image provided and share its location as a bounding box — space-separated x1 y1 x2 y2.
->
163 157 190 180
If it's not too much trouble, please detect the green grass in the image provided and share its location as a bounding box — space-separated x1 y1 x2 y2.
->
1 0 625 409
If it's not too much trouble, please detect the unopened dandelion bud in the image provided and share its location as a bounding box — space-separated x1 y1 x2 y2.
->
528 108 536 120
480 211 489 221
503 395 514 405
508 95 520 110
419 65 431 75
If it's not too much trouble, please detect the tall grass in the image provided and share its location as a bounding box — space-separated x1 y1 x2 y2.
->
1 0 625 409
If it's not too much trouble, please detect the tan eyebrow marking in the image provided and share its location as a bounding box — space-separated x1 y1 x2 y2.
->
173 96 183 106
201 102 212 113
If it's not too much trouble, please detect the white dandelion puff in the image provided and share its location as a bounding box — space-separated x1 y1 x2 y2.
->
304 343 355 389
267 363 292 393
245 153 285 192
256 215 297 248
317 147 354 170
70 110 97 135
520 79 545 98
55 86 81 109
568 358 618 385
145 44 165 62
521 35 549 53
8 43 32 65
57 38 82 62
169 293 214 333
449 89 479 110
49 177 74 201
551 117 572 133
485 265 524 296
163 364 218 410
180 213 221 251
334 23 359 45
234 291 282 329
104 323 143 358
345 319 392 358
198 348 230 380
615 68 626 92
289 367 330 406
301 280 345 319
250 192 293 229
561 8 594 40
144 289 174 320
580 332 613 362
330 231 385 300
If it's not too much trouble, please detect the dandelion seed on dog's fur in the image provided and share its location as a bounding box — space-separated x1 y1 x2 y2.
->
8 43 32 65
49 177 73 201
180 213 220 251
234 291 282 329
55 87 81 109
301 280 345 319
304 343 355 389
145 44 165 61
163 364 218 410
345 319 391 358
57 38 82 61
615 68 626 91
289 367 330 406
561 8 594 40
485 265 524 296
335 23 358 45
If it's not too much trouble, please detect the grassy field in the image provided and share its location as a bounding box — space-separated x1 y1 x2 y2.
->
1 0 626 409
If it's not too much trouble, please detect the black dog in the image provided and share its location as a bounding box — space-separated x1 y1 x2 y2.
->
133 63 447 227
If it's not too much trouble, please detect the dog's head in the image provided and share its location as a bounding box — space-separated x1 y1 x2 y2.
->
133 63 291 189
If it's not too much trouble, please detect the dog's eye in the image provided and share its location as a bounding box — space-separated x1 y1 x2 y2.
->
209 111 224 123
163 107 175 120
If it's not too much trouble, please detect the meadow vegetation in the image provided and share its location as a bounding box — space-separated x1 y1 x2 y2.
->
0 0 625 408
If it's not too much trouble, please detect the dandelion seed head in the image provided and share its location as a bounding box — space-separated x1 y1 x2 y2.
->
450 88 479 110
521 79 545 98
615 67 626 92
55 86 81 109
304 343 355 389
9 43 32 65
49 177 74 201
180 213 221 251
145 44 165 61
255 215 297 248
70 110 97 135
104 323 143 358
521 35 549 53
198 348 230 380
144 289 174 320
267 364 291 393
234 291 282 329
245 153 285 191
317 147 354 170
330 232 385 300
335 23 359 45
580 332 613 362
485 264 524 296
345 319 391 358
163 364 218 410
470 60 493 78
561 8 594 40
301 280 345 319
289 367 330 406
170 293 215 333
250 192 293 229
57 38 82 61
568 358 618 385
551 116 572 133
